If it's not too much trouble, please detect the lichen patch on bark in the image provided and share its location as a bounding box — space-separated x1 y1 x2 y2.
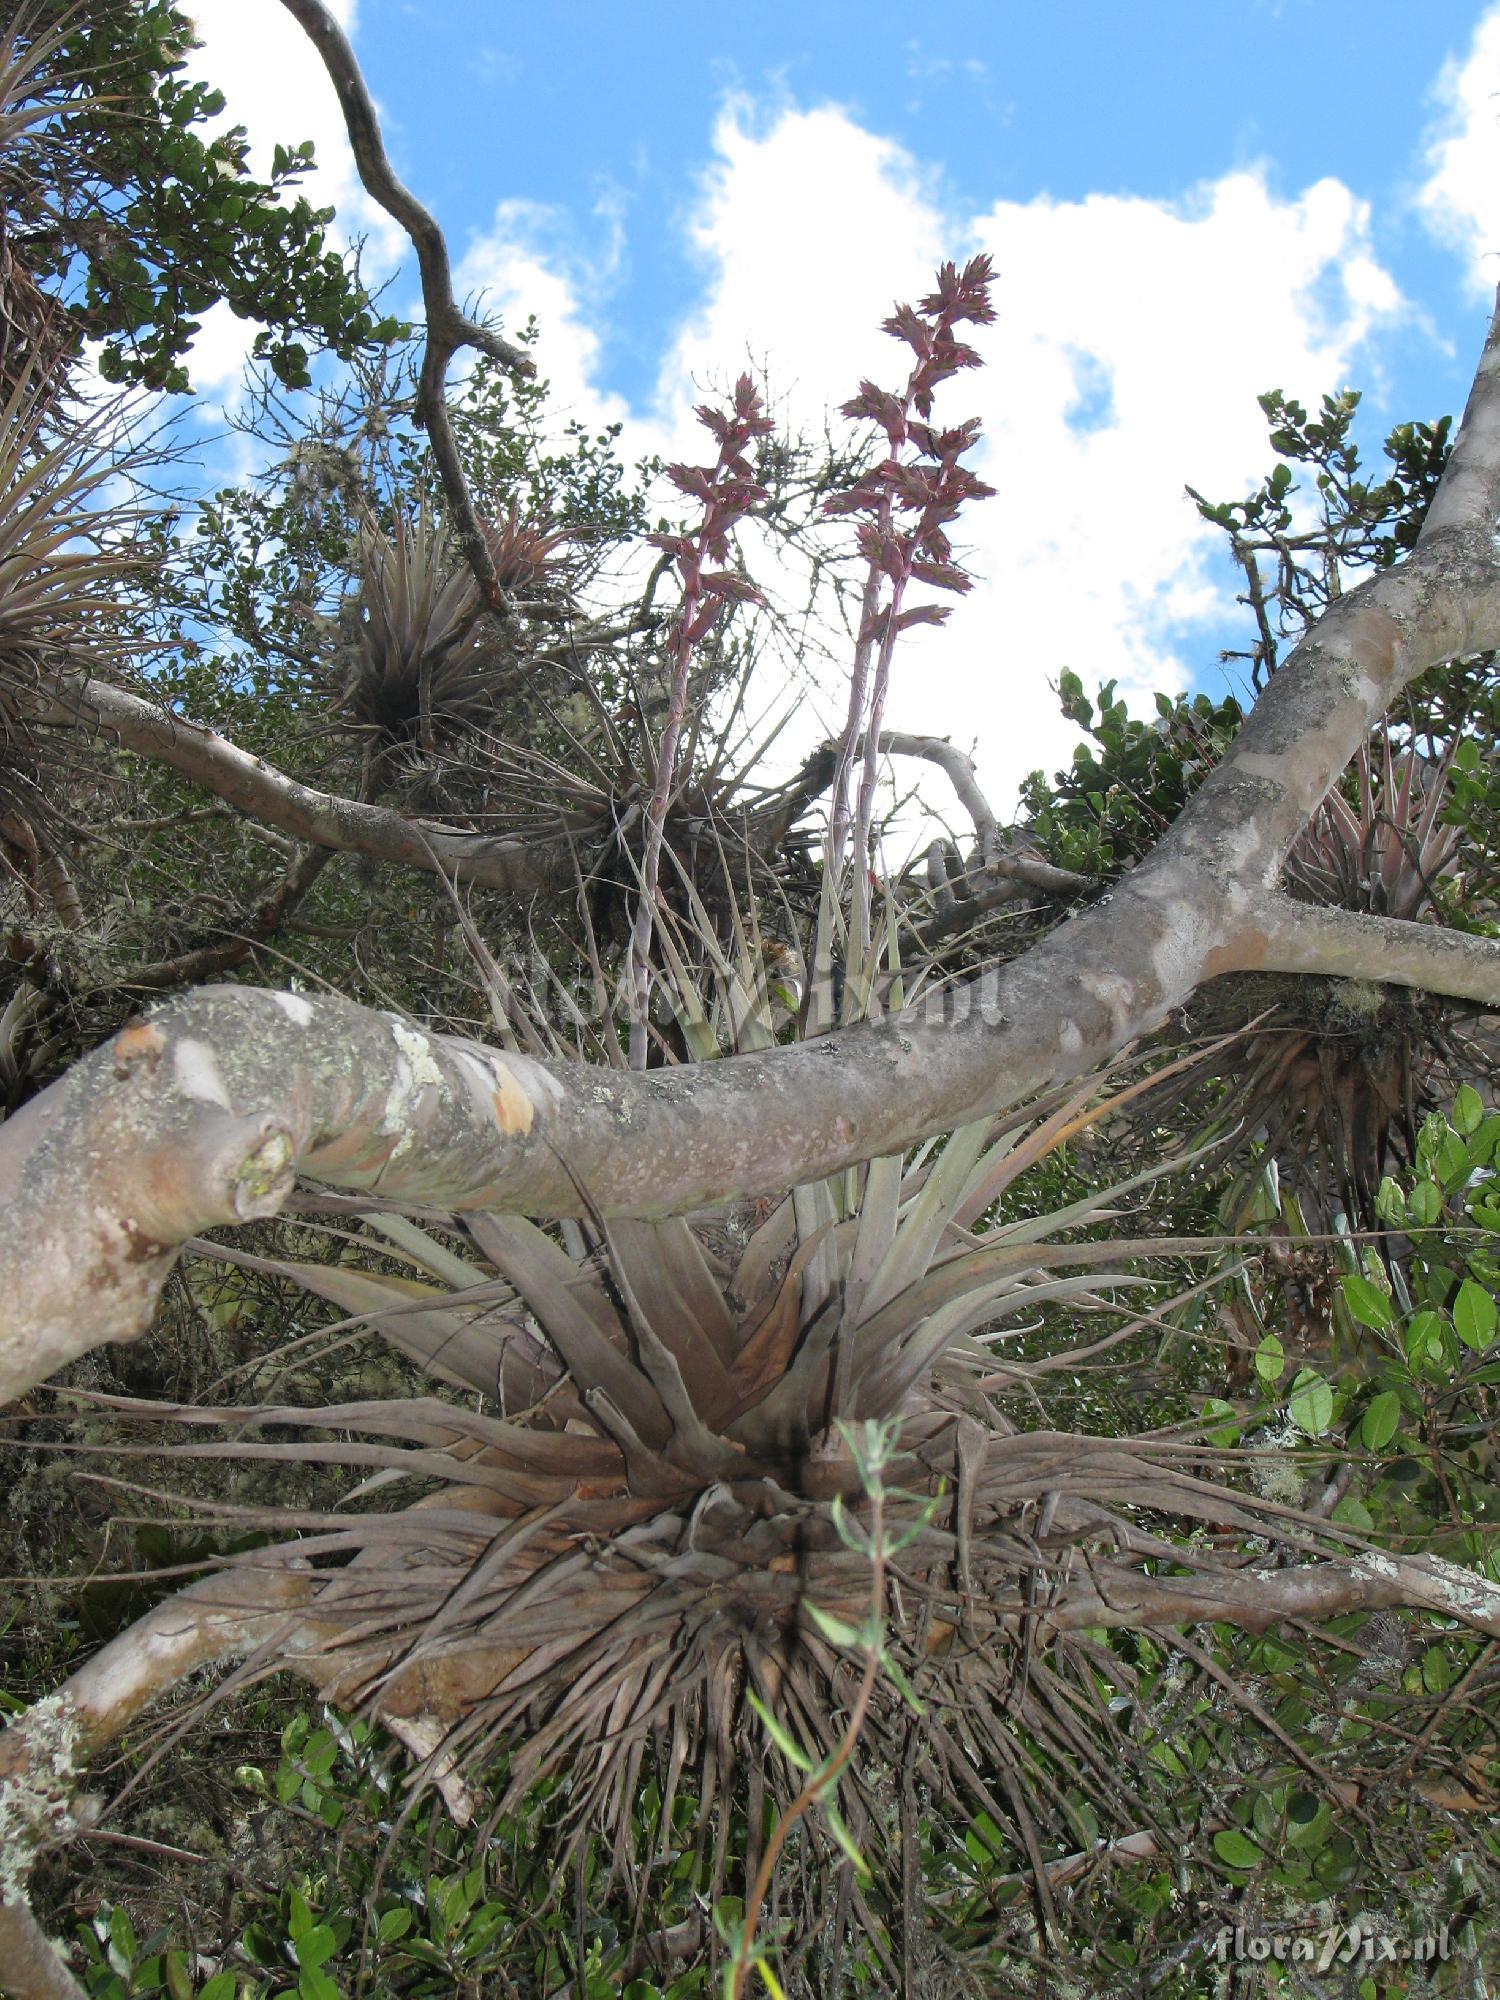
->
172 1038 232 1109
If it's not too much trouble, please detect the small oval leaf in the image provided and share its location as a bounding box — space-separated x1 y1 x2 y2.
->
1454 1280 1497 1351
1361 1390 1401 1451
1213 1828 1261 1870
1289 1369 1334 1437
1341 1274 1392 1331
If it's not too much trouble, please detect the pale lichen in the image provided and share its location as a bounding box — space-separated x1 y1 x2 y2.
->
0 1696 81 1900
171 1037 232 1108
1353 1548 1500 1627
378 1019 446 1161
388 1019 444 1091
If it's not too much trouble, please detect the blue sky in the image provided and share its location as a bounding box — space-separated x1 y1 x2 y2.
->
364 0 1490 410
184 0 1500 829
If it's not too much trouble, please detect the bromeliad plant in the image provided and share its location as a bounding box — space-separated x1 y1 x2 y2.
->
0 351 144 932
339 496 570 790
1214 731 1471 1225
5 884 1317 1986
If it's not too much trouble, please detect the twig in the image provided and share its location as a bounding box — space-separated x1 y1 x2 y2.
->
276 0 533 617
115 845 334 993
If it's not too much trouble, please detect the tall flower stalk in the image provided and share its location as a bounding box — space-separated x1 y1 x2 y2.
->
628 375 771 1065
824 255 998 976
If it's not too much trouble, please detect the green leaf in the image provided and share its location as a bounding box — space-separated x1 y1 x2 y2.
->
1453 1085 1484 1136
754 1962 791 2000
1404 1309 1446 1369
803 1601 863 1650
378 1909 412 1944
292 1924 337 1969
746 1693 814 1772
1212 1828 1261 1870
1437 1131 1470 1187
1408 1180 1442 1228
109 1908 137 1964
821 1804 871 1876
198 1978 239 2000
1331 1493 1374 1531
1253 1333 1285 1385
1341 1274 1392 1330
1421 1645 1452 1695
882 1655 925 1715
1375 1176 1407 1226
1472 1114 1500 1167
300 1728 337 1778
828 1495 868 1554
1454 1279 1498 1350
1286 1798 1331 1852
1199 1396 1240 1447
1361 1390 1401 1451
1288 1369 1334 1437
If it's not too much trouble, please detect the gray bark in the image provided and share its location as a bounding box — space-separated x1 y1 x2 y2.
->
4 302 1500 1405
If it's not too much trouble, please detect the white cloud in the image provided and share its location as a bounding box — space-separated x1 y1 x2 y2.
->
1415 5 1500 299
454 200 632 436
950 170 1401 788
459 100 1402 834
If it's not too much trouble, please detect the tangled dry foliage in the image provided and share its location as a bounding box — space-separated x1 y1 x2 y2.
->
5 2 1500 1993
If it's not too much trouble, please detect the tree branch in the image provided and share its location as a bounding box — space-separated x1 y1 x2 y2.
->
5 301 1500 1402
1417 287 1500 538
33 676 575 893
0 1901 89 2000
2 1531 1497 1925
275 0 533 617
879 731 999 854
1250 893 1500 1006
115 843 334 994
876 731 1092 913
1037 1547 1500 1640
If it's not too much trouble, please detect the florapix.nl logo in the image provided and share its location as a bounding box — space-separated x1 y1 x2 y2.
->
1212 1922 1453 1972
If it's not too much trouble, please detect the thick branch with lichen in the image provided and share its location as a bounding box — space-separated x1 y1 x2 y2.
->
5 301 1500 1400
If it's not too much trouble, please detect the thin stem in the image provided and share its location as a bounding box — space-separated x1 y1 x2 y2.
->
730 1479 888 2000
628 613 697 1070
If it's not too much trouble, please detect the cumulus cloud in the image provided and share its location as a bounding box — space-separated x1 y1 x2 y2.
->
1415 4 1500 299
454 201 633 437
460 99 1403 826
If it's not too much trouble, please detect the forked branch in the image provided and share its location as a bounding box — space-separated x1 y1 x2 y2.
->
275 0 533 616
3 301 1500 1403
